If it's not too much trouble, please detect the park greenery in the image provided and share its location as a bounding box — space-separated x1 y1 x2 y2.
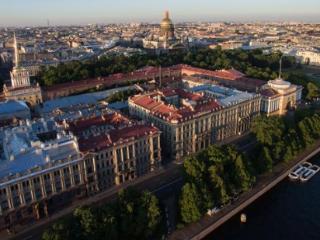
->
251 109 320 174
179 145 255 224
38 47 320 99
179 109 320 224
40 47 291 86
42 188 163 240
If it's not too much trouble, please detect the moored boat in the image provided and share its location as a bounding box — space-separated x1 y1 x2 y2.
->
300 164 320 182
288 172 299 180
300 168 315 182
288 164 306 181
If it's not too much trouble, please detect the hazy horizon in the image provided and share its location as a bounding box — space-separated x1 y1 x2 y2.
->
1 0 320 27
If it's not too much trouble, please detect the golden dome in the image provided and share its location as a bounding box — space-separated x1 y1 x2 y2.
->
161 11 173 26
160 11 175 39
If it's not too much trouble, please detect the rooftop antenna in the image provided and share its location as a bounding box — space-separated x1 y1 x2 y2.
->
279 56 283 79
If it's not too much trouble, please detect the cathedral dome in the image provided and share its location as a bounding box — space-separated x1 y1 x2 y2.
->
160 11 175 39
161 14 173 28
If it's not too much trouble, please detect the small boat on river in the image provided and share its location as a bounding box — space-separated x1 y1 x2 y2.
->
300 164 320 182
289 164 307 181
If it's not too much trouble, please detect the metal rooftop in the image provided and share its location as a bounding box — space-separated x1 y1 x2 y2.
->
0 100 30 116
190 84 259 107
38 86 136 114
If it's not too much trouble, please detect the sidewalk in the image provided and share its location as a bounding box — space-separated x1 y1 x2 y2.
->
1 163 182 240
169 140 320 240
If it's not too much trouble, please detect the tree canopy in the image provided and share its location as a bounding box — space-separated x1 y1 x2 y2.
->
38 46 320 100
179 109 320 225
179 145 254 224
250 112 320 173
39 47 295 86
42 188 163 240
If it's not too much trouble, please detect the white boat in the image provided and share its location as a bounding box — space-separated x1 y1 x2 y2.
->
300 164 320 182
300 168 315 182
289 164 306 180
301 162 313 168
310 164 320 173
288 172 299 180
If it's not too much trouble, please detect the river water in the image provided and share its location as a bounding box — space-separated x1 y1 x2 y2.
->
207 156 320 240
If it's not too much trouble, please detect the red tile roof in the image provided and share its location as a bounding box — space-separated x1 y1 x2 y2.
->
43 65 181 94
67 112 130 135
79 124 160 152
130 88 221 123
175 88 203 102
178 64 265 87
40 64 265 99
160 88 178 97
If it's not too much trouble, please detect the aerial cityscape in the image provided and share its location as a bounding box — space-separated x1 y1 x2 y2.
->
0 1 320 240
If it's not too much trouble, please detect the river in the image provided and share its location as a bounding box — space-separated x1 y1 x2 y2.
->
206 156 320 240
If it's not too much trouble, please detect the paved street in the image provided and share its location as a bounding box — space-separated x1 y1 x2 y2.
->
1 133 255 240
2 163 183 240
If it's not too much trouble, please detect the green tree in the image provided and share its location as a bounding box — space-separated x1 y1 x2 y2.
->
208 165 229 204
183 155 206 182
233 154 253 191
100 205 119 240
298 118 315 146
74 207 99 238
306 82 319 100
259 146 273 173
251 116 285 146
42 217 82 240
139 191 162 238
179 183 202 223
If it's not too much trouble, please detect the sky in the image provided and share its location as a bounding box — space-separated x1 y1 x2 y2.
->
1 0 320 27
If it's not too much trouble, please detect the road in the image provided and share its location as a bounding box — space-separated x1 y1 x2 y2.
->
3 163 182 240
2 133 255 240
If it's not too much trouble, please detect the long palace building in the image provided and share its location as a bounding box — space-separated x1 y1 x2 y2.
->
40 64 302 116
0 113 161 227
129 86 261 160
0 60 302 228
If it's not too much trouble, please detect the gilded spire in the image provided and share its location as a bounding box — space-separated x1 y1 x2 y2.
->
279 56 282 79
165 10 169 19
13 33 19 68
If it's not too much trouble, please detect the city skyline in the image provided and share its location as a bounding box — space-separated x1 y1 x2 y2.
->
1 0 320 27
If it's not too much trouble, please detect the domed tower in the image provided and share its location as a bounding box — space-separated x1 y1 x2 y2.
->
160 11 175 40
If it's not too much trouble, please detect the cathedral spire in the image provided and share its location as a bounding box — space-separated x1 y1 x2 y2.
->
13 33 19 68
165 10 169 19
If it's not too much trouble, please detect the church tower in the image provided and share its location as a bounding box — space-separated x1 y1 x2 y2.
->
3 33 42 106
10 33 31 88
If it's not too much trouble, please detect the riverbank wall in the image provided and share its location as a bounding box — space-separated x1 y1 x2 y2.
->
169 141 320 240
